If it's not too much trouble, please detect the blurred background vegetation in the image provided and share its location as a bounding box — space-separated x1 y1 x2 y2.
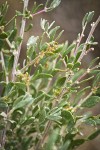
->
0 0 100 149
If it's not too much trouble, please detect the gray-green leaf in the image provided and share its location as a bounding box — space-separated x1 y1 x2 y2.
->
13 93 34 110
82 96 100 108
27 36 39 49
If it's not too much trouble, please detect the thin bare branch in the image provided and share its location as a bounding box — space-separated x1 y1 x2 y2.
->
79 16 100 61
74 24 86 55
12 0 29 81
32 9 46 17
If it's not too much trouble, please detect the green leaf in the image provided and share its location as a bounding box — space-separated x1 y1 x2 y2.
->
34 91 45 104
74 51 82 63
61 110 75 126
82 13 88 27
79 76 94 84
56 77 66 87
88 129 100 140
0 32 8 39
27 36 39 49
27 47 36 61
8 55 14 72
49 26 60 41
40 18 48 30
93 72 100 87
64 55 68 64
8 28 17 42
89 57 99 68
2 82 14 96
67 63 73 69
55 30 64 41
32 3 43 14
47 114 62 122
0 1 8 13
39 108 46 122
62 41 68 57
40 42 48 51
63 43 75 56
32 105 40 118
16 10 23 16
54 44 64 53
25 23 33 32
87 11 94 23
0 99 8 109
31 73 53 81
13 36 22 49
82 96 100 108
85 116 100 126
13 93 34 110
90 70 100 74
47 107 62 122
73 62 81 69
50 0 61 9
72 139 85 148
74 86 91 106
49 107 62 115
21 117 35 126
15 82 26 92
60 140 71 150
82 11 94 27
45 128 59 150
72 69 85 82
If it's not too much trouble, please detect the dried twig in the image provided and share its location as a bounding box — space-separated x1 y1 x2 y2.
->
79 16 100 61
12 0 29 81
32 9 46 17
74 24 86 55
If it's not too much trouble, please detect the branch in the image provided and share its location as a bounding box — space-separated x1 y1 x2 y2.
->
35 75 72 150
73 91 93 112
79 16 100 61
12 0 29 81
74 24 86 55
77 64 100 82
5 38 12 49
32 9 46 17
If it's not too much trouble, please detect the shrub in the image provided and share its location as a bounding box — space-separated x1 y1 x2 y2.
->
0 0 100 150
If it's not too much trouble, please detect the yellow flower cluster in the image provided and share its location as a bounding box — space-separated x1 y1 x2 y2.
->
34 51 45 67
18 72 30 85
34 42 58 66
46 42 58 53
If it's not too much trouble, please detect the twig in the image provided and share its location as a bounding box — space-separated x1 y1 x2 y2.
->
12 0 29 81
20 53 43 73
74 24 86 55
5 38 12 49
77 63 100 82
44 58 57 93
5 15 16 27
32 9 46 17
73 91 93 112
79 16 100 61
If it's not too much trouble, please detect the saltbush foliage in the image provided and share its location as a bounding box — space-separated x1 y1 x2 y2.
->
0 0 100 150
